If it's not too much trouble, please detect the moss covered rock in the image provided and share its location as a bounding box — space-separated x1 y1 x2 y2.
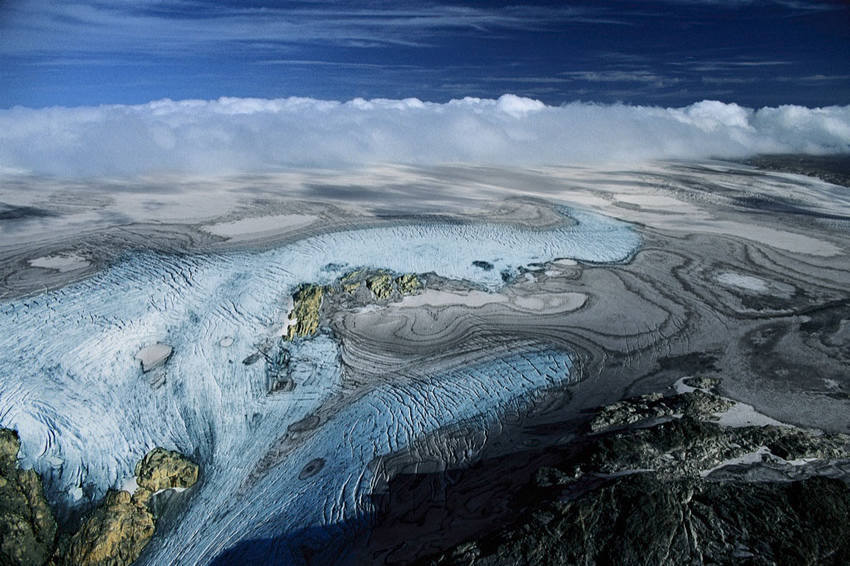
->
0 429 58 566
286 284 324 339
395 273 422 295
63 490 154 566
1 434 200 566
366 273 395 300
134 448 199 493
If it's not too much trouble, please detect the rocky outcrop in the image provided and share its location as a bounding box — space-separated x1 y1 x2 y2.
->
589 388 732 432
364 271 422 300
435 474 850 566
134 447 199 494
286 284 324 339
394 273 422 295
64 490 154 566
0 433 198 566
422 387 850 566
366 273 395 300
63 447 198 566
0 429 57 566
585 417 848 478
284 270 423 340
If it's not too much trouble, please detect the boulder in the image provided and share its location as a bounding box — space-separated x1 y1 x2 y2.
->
134 448 199 493
134 344 173 373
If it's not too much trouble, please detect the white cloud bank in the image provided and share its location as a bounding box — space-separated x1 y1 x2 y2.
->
1 95 849 177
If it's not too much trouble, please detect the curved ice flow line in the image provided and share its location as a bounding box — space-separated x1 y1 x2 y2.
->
196 348 574 566
0 207 638 564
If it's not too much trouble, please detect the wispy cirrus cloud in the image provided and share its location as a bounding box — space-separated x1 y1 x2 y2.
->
560 70 680 87
0 1 626 59
1 1 847 108
655 0 839 9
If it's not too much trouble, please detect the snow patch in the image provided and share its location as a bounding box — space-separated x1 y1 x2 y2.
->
717 272 770 293
28 253 90 273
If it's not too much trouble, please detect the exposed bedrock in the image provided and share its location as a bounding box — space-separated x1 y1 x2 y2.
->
0 429 57 566
63 489 155 566
368 388 850 565
63 448 198 566
430 475 850 566
285 269 424 341
134 448 199 496
0 436 198 566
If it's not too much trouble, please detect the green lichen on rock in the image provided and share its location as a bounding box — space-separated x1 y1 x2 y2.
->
63 490 154 566
286 284 324 339
337 268 423 300
363 270 421 299
366 273 395 300
134 448 199 493
64 447 198 566
339 269 364 285
0 429 58 566
282 270 422 342
342 280 361 294
395 273 422 295
0 434 198 566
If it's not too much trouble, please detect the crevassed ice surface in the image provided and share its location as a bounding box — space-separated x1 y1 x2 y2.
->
0 207 639 564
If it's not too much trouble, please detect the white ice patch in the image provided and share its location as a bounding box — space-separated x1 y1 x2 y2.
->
699 446 771 478
69 487 83 501
200 214 318 241
397 289 508 308
715 401 788 428
120 476 139 494
28 253 91 273
135 343 173 373
717 272 770 293
673 376 788 428
673 376 697 395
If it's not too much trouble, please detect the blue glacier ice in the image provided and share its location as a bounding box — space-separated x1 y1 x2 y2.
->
0 206 639 564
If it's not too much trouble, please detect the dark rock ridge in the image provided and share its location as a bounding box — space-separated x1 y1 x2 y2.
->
434 475 850 566
743 153 850 189
369 383 850 566
0 432 198 566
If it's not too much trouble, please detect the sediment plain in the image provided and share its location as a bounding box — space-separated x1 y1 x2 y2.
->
0 157 848 565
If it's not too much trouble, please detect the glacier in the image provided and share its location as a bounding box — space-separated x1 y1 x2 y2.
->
0 206 639 564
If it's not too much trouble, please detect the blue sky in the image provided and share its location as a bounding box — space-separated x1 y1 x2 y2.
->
1 0 849 108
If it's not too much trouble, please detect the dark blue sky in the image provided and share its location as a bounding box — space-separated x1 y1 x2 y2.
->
1 0 849 108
